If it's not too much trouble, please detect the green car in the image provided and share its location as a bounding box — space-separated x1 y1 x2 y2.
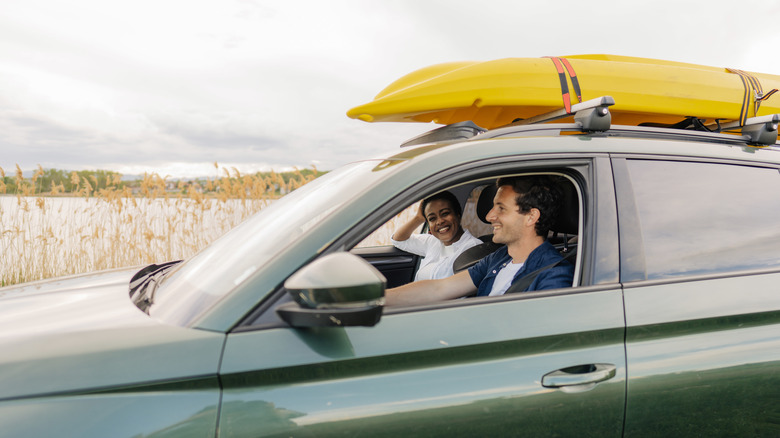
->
2 100 780 437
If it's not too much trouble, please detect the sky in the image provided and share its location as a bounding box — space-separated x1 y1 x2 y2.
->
2 0 780 178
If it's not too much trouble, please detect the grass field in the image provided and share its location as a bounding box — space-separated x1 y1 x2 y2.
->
0 165 316 287
1 165 495 287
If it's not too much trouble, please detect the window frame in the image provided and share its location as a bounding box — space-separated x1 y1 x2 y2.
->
612 154 780 284
235 154 611 332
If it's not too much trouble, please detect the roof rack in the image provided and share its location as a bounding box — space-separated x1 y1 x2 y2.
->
399 96 615 147
397 96 780 148
509 96 615 132
706 114 780 146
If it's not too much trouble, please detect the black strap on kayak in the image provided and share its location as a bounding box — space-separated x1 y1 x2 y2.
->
727 68 778 126
757 88 779 114
728 68 758 126
546 57 583 114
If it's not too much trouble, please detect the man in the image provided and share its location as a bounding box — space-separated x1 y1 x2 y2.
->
385 176 574 306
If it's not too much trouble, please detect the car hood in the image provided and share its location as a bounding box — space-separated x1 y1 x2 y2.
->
0 268 225 401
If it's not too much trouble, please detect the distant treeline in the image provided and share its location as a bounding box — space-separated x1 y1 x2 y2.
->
0 165 326 197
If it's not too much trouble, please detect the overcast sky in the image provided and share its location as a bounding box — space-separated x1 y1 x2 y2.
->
2 0 779 177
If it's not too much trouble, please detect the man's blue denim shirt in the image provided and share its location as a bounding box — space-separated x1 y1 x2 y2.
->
468 241 574 296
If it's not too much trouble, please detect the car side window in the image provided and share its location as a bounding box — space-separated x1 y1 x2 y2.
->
354 186 492 248
355 203 420 248
626 159 780 279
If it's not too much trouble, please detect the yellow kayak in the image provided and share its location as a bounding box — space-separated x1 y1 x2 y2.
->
347 54 780 130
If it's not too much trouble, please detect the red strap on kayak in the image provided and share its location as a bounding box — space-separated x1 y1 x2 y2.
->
548 57 572 113
559 58 583 104
546 57 583 114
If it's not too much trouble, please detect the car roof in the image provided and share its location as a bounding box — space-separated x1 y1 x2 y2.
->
383 121 780 168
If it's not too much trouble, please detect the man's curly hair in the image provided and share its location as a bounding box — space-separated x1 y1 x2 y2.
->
495 176 562 237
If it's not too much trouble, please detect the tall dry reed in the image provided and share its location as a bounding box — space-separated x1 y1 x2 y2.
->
0 164 318 287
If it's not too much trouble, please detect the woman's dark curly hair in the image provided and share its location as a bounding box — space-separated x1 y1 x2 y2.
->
495 176 562 237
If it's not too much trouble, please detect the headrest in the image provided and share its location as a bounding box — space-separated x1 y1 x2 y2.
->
474 178 578 235
476 184 497 224
554 179 578 235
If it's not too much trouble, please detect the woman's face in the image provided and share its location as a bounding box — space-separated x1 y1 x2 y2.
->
424 199 463 245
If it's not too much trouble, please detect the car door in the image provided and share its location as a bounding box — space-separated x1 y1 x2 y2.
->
215 157 627 437
351 245 418 288
218 289 625 438
613 157 780 436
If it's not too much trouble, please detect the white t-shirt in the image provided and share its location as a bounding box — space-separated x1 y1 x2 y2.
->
392 229 482 281
488 261 524 296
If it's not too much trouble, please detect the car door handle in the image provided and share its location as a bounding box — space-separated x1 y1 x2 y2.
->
369 256 415 266
542 363 616 388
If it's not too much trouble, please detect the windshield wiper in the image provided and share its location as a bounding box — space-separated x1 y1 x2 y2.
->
129 261 181 313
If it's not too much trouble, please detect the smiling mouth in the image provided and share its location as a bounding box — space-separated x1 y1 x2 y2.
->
436 225 451 234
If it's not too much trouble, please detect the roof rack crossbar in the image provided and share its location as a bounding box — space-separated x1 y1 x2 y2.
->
708 114 780 146
742 114 780 146
512 96 615 131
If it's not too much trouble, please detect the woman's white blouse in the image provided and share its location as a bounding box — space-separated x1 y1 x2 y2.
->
392 229 482 281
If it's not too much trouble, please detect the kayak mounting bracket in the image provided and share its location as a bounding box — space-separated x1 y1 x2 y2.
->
400 121 487 148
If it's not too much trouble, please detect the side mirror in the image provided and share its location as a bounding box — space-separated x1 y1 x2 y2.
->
276 252 387 328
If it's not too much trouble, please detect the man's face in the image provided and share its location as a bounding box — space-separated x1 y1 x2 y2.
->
486 185 534 245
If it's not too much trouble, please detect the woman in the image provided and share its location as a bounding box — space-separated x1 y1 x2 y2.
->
392 191 482 281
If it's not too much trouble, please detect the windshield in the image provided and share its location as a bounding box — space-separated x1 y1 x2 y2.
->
151 161 382 325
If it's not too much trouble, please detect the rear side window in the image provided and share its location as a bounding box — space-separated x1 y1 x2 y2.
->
627 159 780 279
